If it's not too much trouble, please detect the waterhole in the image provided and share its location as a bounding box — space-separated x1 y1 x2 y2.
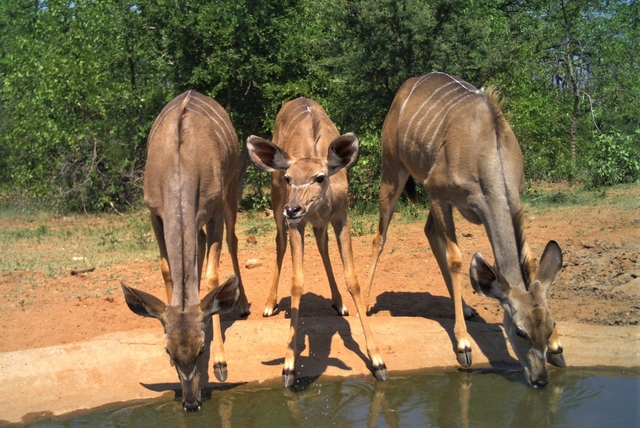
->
30 368 638 427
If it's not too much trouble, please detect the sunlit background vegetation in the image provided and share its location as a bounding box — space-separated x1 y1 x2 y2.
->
1 0 638 213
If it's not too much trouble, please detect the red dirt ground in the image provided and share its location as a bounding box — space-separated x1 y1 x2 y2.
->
1 186 638 354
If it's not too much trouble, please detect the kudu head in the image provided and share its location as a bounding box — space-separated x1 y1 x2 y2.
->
120 276 240 411
469 241 563 388
246 133 359 224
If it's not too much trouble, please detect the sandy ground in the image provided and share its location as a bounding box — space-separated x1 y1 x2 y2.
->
0 185 638 424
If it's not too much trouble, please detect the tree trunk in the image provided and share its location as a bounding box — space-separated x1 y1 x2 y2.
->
570 89 578 166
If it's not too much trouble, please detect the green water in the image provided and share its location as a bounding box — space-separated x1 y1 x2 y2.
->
30 368 638 427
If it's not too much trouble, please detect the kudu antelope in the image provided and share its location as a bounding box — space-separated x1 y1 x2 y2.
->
121 90 249 410
366 72 565 387
246 98 388 387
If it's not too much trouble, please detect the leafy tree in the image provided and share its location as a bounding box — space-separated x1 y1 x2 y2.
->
0 0 637 212
1 0 172 210
484 0 639 184
585 131 640 188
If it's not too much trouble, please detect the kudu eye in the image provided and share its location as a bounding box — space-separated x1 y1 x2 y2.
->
515 326 527 339
197 343 205 357
283 175 291 185
314 175 325 184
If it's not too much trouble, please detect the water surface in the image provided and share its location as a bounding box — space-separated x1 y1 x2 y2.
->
30 368 639 427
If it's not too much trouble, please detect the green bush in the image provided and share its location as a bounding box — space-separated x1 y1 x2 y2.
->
584 131 640 188
240 163 272 212
348 132 382 208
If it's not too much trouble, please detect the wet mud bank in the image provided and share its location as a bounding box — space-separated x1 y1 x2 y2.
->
0 317 637 425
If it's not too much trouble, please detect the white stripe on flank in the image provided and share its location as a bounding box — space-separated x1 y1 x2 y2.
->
402 82 453 141
403 81 459 143
148 101 181 143
449 74 477 92
187 97 235 147
188 97 229 133
433 72 480 94
185 102 226 146
418 90 474 144
398 74 432 122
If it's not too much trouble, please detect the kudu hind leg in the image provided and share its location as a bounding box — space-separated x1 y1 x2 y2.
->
314 225 348 315
198 229 206 283
366 167 410 311
204 215 224 290
425 203 473 367
223 189 250 317
333 218 388 381
204 215 229 382
150 214 174 303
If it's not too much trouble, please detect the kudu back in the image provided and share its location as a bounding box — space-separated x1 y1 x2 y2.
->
246 97 387 387
121 90 249 410
366 73 565 387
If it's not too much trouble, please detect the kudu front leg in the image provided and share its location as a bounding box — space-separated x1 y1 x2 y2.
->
264 209 288 317
547 325 566 367
283 224 305 388
204 217 229 382
425 206 473 367
334 219 388 381
314 226 348 315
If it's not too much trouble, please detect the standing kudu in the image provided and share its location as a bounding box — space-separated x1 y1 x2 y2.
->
366 73 565 387
246 98 388 387
121 90 250 410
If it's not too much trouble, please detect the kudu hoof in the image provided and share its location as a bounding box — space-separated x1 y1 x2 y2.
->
214 362 228 382
463 305 477 320
372 363 388 381
263 304 278 317
282 369 296 388
456 349 472 368
547 350 566 368
331 304 349 316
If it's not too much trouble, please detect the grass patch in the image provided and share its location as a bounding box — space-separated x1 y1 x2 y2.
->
523 183 640 214
0 209 158 278
350 214 376 237
395 201 428 223
346 183 639 227
240 212 275 236
350 195 430 226
2 183 636 282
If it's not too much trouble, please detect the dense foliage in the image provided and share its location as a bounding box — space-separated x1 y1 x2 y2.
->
1 0 638 211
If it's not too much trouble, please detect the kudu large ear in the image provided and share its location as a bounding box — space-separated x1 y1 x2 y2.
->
327 132 359 176
469 253 509 301
201 275 240 319
532 240 563 297
121 281 166 321
246 135 291 172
